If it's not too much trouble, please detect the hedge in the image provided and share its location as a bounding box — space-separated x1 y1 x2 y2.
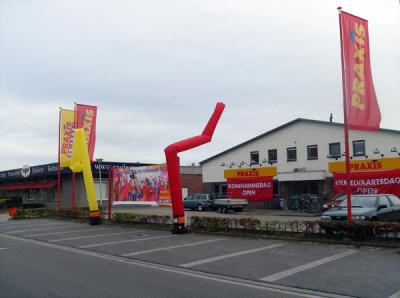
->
10 207 90 220
46 207 90 220
189 216 400 243
112 212 171 226
10 208 47 220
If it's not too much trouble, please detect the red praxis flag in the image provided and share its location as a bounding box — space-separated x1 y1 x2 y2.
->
333 170 400 197
75 104 97 161
340 11 381 130
227 177 273 201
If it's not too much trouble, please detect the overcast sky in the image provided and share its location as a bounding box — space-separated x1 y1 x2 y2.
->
0 0 399 171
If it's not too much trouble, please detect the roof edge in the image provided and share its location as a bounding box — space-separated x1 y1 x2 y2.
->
199 118 400 165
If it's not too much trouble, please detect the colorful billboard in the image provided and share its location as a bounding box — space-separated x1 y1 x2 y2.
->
110 164 171 205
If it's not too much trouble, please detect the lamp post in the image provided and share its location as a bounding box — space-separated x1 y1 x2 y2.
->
96 158 103 214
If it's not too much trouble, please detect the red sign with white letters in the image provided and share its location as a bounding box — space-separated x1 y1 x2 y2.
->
227 177 273 201
333 170 400 196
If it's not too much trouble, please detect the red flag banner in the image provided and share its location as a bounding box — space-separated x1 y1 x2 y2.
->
333 170 400 197
75 104 97 161
227 177 273 201
340 11 381 130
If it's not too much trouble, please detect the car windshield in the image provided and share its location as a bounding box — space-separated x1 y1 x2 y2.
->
339 196 377 208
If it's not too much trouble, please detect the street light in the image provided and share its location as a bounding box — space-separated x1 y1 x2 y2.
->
96 158 103 214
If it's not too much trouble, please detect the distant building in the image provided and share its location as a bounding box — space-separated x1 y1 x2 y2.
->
0 161 202 207
200 118 400 209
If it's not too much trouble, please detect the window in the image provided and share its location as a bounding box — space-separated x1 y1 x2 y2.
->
387 195 400 206
379 196 391 207
287 147 297 162
268 149 278 163
329 142 341 157
353 140 366 156
250 151 259 165
307 145 318 160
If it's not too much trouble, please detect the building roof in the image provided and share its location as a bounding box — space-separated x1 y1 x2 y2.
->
200 118 400 165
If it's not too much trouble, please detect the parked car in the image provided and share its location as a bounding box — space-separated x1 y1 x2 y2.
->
183 193 214 211
213 198 248 213
322 194 346 211
320 194 400 221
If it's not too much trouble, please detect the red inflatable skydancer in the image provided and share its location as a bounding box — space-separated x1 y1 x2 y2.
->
165 102 225 233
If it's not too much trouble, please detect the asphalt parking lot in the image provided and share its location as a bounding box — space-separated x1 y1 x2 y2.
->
1 218 400 298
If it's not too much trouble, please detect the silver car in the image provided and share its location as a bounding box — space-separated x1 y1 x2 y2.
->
320 194 400 221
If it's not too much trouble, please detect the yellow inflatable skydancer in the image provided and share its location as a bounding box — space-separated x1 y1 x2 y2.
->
69 128 100 225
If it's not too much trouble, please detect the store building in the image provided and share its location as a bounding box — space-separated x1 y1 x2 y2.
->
0 161 202 208
200 118 400 209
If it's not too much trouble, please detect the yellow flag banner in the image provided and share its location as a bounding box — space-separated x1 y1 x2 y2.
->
59 109 75 167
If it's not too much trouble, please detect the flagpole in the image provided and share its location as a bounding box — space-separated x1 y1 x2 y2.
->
72 102 77 209
57 107 61 209
338 7 352 224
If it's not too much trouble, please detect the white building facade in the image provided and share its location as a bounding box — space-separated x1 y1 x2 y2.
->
201 119 400 209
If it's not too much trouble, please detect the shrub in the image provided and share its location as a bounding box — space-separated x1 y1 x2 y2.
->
46 207 90 220
112 213 171 226
189 216 400 243
11 208 47 220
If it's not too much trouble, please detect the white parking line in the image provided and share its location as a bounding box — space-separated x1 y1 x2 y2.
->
1 233 348 298
50 231 141 242
260 249 358 282
25 228 110 237
122 238 227 257
0 222 65 230
0 220 53 226
180 243 284 268
389 289 400 298
79 235 173 248
6 225 77 234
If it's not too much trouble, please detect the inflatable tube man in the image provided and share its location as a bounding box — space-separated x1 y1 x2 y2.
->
165 102 225 233
69 128 100 225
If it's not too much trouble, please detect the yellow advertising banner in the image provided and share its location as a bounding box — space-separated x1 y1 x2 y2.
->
328 157 400 173
224 167 277 179
59 109 75 167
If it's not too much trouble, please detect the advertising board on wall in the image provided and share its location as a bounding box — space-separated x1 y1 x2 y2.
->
110 164 171 205
333 170 400 197
224 167 276 201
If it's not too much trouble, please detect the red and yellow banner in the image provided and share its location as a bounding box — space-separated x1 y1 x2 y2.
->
110 164 171 205
59 109 75 167
224 167 277 179
329 158 400 173
227 177 273 201
75 104 97 161
340 11 381 131
333 170 400 196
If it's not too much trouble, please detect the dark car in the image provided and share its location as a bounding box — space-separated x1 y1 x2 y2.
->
321 194 400 221
322 194 346 211
183 193 214 211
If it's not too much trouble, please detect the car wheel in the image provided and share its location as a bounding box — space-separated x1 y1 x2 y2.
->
197 204 204 211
